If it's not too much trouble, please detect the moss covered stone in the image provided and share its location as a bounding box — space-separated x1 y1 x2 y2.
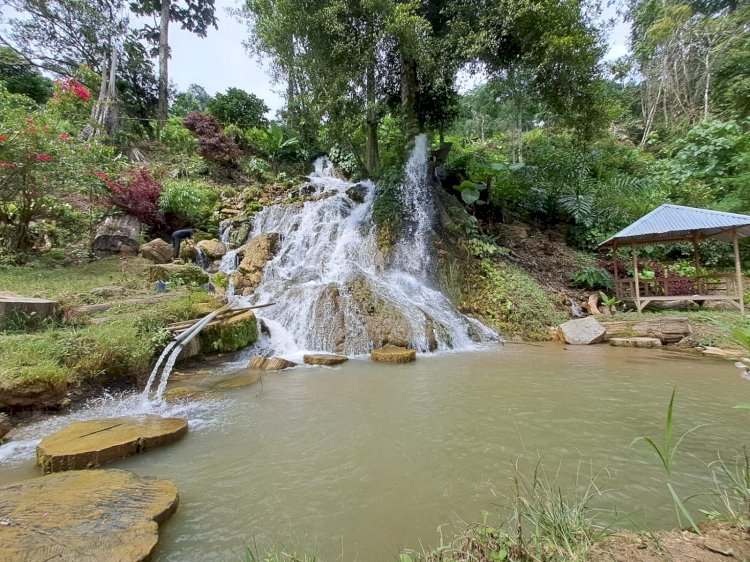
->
199 309 258 353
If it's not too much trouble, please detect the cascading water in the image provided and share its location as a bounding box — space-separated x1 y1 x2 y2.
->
229 137 496 356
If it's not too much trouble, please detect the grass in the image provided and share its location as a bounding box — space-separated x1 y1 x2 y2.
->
0 257 218 398
460 259 566 341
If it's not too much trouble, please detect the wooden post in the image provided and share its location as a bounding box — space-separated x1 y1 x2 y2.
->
613 242 620 299
693 233 700 295
733 229 744 315
632 244 642 313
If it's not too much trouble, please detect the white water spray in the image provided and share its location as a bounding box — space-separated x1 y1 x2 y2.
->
230 135 495 356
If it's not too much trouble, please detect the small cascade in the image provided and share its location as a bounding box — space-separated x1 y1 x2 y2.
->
141 304 233 403
195 247 211 270
392 135 435 275
219 219 232 244
228 137 496 356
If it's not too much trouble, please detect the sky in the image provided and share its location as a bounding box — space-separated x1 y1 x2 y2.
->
170 0 632 117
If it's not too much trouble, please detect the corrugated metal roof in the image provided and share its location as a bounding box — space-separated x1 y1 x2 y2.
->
597 204 750 249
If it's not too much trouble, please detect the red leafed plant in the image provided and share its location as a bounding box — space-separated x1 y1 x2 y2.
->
183 112 240 167
110 169 166 232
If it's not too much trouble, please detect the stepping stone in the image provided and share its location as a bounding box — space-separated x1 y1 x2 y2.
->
212 371 262 389
247 355 297 371
303 353 348 366
610 337 662 348
371 347 416 363
0 469 178 561
36 415 188 473
162 386 214 402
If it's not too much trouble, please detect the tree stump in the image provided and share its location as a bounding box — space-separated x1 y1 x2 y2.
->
92 215 141 256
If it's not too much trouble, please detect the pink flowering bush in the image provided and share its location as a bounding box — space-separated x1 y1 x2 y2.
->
0 86 118 255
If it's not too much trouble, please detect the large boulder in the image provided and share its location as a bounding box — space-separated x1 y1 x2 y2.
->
237 233 280 292
36 415 188 473
199 309 258 353
148 263 209 286
557 316 606 345
0 469 179 561
178 239 198 262
92 215 141 256
196 239 227 259
139 238 173 264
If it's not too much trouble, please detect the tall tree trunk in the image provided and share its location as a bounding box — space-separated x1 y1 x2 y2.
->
365 63 380 175
157 0 170 131
399 52 420 137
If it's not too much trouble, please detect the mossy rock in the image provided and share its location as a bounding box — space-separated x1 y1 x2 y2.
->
230 222 251 246
148 264 209 286
199 309 258 352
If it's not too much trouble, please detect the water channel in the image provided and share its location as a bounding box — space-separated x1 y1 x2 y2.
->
1 343 748 561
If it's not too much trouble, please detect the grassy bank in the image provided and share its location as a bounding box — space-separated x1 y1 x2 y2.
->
0 257 218 410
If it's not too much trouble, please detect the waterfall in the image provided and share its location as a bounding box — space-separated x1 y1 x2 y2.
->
230 136 496 356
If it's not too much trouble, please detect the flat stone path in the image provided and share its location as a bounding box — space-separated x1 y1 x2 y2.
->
304 354 348 366
36 415 188 473
0 469 179 561
371 347 416 363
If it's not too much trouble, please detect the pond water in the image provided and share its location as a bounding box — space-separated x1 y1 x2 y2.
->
1 343 748 561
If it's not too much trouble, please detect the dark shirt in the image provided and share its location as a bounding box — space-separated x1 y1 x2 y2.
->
173 229 194 241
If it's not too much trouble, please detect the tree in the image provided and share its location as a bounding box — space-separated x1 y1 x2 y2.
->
1 0 159 134
207 87 268 128
171 83 212 116
130 0 218 130
0 47 53 103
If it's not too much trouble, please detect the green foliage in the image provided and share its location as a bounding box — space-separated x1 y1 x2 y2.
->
0 47 53 103
158 179 219 227
0 85 120 256
246 122 300 173
171 84 213 117
372 169 405 252
454 180 487 206
632 388 706 534
571 268 613 291
207 87 268 129
160 117 199 155
476 259 565 340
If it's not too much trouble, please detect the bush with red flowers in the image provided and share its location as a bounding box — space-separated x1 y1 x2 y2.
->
0 85 118 255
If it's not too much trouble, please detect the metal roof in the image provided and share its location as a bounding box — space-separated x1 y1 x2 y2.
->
597 204 750 249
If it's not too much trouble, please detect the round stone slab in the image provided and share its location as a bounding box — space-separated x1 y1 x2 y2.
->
303 353 349 366
371 347 416 363
0 469 178 561
36 415 188 473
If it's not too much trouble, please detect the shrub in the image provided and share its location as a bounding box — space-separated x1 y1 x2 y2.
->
571 267 614 290
159 179 219 227
0 85 118 255
160 117 198 155
183 112 241 167
111 169 165 232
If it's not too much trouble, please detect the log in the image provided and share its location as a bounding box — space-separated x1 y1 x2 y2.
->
92 215 141 256
599 316 692 344
587 293 601 315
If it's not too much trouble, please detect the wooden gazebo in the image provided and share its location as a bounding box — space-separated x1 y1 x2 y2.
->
597 204 750 314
